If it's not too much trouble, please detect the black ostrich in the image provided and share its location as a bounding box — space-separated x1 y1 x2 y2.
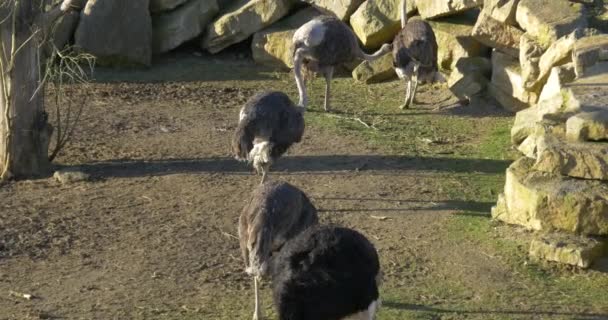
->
392 0 445 109
271 225 382 320
292 15 393 111
232 91 305 184
238 180 319 320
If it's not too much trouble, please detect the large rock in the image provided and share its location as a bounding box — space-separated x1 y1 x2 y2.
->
301 0 365 21
427 11 488 71
75 0 152 66
152 0 219 53
519 33 543 89
497 157 608 235
572 34 608 78
491 50 538 109
516 0 587 48
567 111 608 142
529 233 606 268
251 7 321 69
201 0 294 54
349 0 416 50
471 10 523 57
529 32 578 90
352 51 396 84
483 0 520 25
448 57 491 101
533 134 608 181
46 10 79 56
537 63 576 108
511 107 542 145
415 0 482 19
150 0 189 12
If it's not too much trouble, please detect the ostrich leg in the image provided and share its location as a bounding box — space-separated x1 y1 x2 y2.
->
407 64 420 107
253 276 262 320
294 48 309 108
323 67 334 112
401 80 412 109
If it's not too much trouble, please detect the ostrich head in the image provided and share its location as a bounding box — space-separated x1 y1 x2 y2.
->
379 43 393 55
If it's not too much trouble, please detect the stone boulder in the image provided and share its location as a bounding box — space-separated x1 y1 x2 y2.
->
471 10 523 57
301 0 365 21
152 0 219 54
483 0 520 25
201 0 294 54
251 7 321 69
519 33 543 89
349 0 416 50
75 0 152 66
533 134 608 181
415 0 482 19
448 57 491 101
150 0 189 13
497 157 608 235
529 32 578 90
427 11 488 71
516 0 587 48
352 51 396 84
572 34 608 78
490 50 538 110
537 63 576 108
567 111 608 142
529 233 606 268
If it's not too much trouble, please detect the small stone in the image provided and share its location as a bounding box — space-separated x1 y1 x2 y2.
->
54 169 90 184
529 232 606 268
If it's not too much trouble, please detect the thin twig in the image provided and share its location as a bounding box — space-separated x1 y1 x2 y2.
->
326 114 378 130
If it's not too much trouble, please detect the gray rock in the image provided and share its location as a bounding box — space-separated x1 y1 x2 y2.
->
499 157 608 235
516 0 587 49
529 232 606 268
415 0 482 19
150 0 189 13
567 111 608 142
202 0 294 54
301 0 365 21
529 32 578 90
75 0 152 66
448 57 491 101
471 10 523 57
491 50 539 110
483 0 520 25
519 33 543 90
572 34 608 78
534 134 608 181
152 0 218 53
352 51 396 84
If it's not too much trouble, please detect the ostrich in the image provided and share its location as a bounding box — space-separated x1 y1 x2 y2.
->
293 15 393 111
232 91 305 184
271 225 382 320
392 0 445 109
238 180 319 320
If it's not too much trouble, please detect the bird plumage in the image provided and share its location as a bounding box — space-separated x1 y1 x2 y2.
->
238 180 318 320
232 91 305 183
271 225 381 320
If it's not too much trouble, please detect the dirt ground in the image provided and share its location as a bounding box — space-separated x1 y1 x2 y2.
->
0 53 607 320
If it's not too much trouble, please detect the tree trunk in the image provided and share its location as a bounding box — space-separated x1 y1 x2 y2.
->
0 2 53 179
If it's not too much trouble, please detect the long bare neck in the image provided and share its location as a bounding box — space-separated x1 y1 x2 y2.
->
400 0 408 28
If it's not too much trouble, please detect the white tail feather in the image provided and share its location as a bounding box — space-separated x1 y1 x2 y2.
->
248 141 272 173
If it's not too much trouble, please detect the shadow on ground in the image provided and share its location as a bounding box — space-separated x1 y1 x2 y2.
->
383 301 608 319
74 155 511 179
315 196 494 213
